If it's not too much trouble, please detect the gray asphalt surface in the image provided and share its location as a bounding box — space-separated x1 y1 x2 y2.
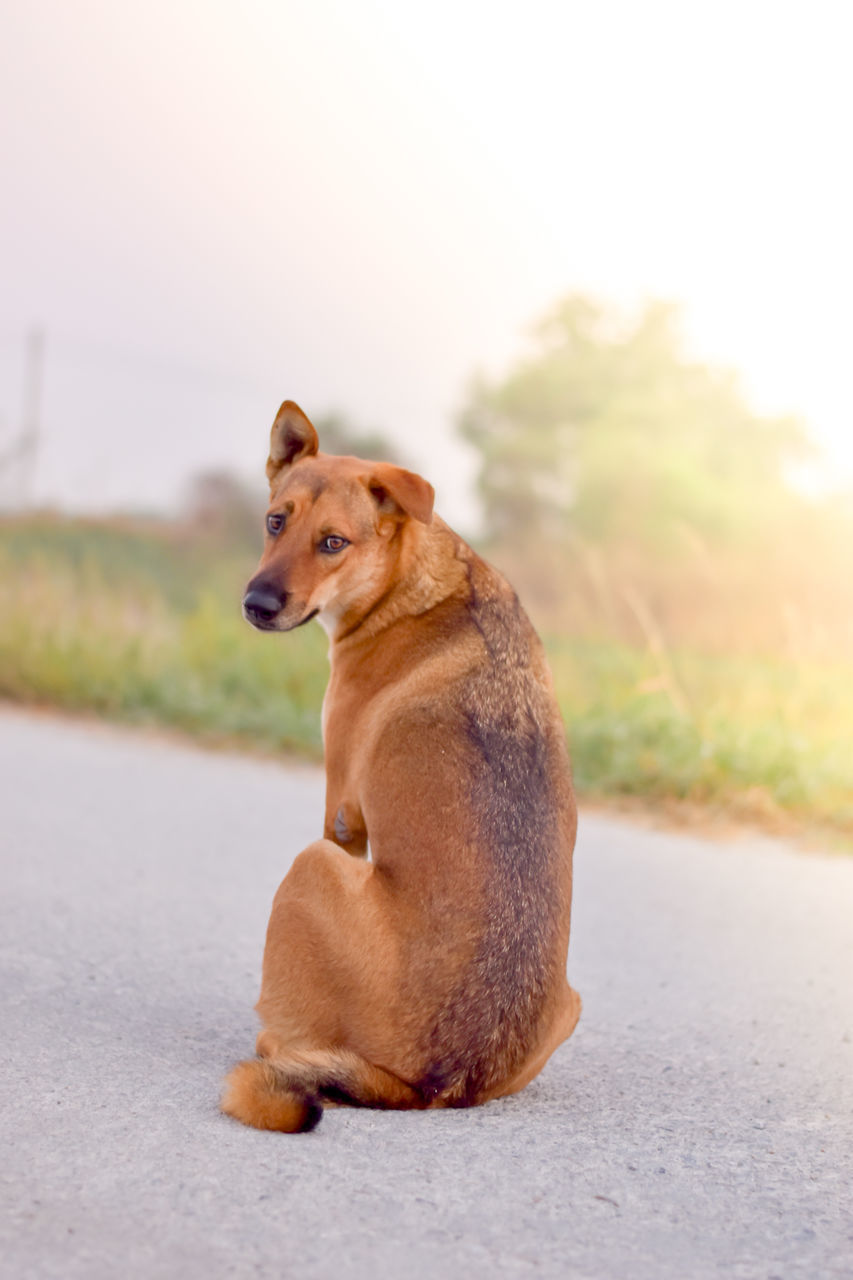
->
1 705 852 1280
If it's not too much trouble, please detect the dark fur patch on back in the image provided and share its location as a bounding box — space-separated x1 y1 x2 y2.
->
416 565 569 1104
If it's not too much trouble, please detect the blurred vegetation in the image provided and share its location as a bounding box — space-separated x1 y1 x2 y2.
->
460 295 853 658
1 333 852 844
311 412 404 464
462 296 811 550
0 512 328 755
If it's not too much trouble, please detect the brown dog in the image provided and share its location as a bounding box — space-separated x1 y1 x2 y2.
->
221 401 581 1132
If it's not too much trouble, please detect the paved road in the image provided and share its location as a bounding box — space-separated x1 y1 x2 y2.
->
1 706 851 1280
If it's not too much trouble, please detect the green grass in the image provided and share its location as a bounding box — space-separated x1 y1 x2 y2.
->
547 638 853 836
1 515 851 843
0 517 328 756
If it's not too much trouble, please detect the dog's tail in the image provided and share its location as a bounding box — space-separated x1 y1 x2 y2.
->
221 1047 424 1133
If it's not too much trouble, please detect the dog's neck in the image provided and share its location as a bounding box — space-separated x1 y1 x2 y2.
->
321 516 469 648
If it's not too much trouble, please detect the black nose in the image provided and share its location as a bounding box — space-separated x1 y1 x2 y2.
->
243 587 286 625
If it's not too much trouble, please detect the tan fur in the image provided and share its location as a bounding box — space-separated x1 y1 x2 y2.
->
222 401 581 1132
221 1060 322 1132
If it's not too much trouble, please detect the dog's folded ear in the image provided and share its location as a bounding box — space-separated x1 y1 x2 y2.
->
367 463 435 525
267 402 320 487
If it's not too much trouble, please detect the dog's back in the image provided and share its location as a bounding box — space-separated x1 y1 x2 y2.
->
366 538 578 1105
418 551 575 1103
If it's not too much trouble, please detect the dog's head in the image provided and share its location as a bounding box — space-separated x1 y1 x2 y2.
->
242 401 435 636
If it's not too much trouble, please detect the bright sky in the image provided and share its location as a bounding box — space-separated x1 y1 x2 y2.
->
1 0 851 527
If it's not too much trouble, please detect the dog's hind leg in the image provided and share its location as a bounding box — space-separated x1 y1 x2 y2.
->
221 1047 425 1132
223 840 427 1131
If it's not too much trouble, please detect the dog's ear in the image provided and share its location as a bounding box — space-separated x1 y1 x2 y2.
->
267 402 319 487
367 463 434 525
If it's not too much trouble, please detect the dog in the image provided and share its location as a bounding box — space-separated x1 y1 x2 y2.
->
221 401 581 1132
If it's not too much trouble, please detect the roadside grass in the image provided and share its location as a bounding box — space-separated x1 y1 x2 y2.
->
1 516 851 844
0 518 328 756
548 638 853 840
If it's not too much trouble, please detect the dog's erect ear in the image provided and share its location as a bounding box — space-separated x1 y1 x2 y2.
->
266 402 319 487
367 462 434 525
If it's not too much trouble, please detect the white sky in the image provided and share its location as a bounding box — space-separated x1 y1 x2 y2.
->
1 0 851 528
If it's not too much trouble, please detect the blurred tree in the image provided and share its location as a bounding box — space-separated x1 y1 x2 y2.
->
458 295 813 552
312 412 403 464
183 415 401 551
184 470 264 550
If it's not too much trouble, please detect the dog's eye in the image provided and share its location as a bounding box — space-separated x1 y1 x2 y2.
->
319 535 349 554
266 513 284 536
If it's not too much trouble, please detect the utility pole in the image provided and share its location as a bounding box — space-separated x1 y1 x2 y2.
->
19 327 44 508
0 328 45 510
